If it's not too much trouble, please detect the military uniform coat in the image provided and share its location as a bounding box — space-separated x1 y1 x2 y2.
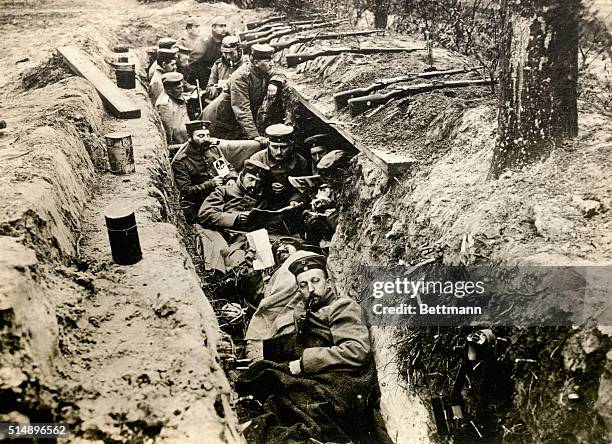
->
172 142 237 220
201 62 284 139
188 34 223 86
149 66 165 103
155 91 189 145
205 56 245 101
198 178 266 228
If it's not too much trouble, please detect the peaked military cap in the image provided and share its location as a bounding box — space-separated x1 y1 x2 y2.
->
161 71 184 86
251 44 274 60
221 35 241 52
185 17 199 27
157 48 177 63
316 149 349 171
288 254 327 277
185 120 207 135
243 159 270 178
265 123 294 144
212 16 227 26
177 45 192 54
158 37 177 49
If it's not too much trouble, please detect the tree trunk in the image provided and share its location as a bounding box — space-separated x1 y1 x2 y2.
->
374 0 388 29
490 0 580 179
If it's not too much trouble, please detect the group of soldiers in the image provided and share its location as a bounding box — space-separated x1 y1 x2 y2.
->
144 15 388 444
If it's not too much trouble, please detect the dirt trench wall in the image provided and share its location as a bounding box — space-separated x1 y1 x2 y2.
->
0 77 105 420
0 38 240 443
324 96 612 441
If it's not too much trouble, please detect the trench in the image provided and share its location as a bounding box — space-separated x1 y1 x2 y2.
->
2 1 611 443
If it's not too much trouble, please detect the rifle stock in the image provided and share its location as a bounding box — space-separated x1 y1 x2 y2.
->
271 29 384 52
348 78 495 116
286 47 425 68
333 66 485 109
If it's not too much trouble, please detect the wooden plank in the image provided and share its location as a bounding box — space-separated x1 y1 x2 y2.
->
291 87 415 176
57 46 141 119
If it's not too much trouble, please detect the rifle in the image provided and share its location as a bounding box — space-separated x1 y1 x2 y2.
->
240 19 330 38
245 15 287 30
286 46 426 68
244 19 350 51
195 79 203 118
240 25 290 41
271 29 385 52
333 66 485 109
348 78 496 116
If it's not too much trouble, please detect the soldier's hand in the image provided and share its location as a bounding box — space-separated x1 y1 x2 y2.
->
271 182 285 194
266 84 278 99
254 136 269 147
235 213 249 228
212 176 224 187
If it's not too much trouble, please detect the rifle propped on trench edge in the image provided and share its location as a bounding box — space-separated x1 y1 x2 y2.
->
333 66 485 110
285 46 426 68
348 78 497 117
271 29 385 52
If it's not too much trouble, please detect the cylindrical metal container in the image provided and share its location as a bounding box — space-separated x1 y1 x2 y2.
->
115 62 136 89
104 131 135 174
113 45 130 63
104 202 142 265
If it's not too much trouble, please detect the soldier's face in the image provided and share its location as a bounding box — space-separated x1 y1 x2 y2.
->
222 49 240 63
254 58 273 74
188 24 200 37
165 83 183 99
191 129 209 146
212 24 227 38
162 60 177 73
241 172 262 194
297 268 329 301
269 142 291 162
275 243 298 263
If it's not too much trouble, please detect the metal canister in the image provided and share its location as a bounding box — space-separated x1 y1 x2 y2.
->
115 62 136 89
104 202 142 265
104 131 135 174
113 45 130 63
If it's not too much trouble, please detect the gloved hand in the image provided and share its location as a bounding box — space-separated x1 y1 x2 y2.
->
234 213 249 228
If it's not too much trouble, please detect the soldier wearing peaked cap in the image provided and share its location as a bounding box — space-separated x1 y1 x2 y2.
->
188 15 229 86
172 120 237 223
206 35 245 101
250 123 309 210
196 158 273 273
235 252 387 443
304 133 330 174
202 44 286 140
181 17 201 51
148 38 179 79
149 48 178 103
156 72 190 145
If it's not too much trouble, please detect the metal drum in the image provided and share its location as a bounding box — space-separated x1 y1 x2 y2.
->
104 202 142 265
104 131 135 174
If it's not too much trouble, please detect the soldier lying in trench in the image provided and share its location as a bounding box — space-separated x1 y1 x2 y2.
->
235 254 392 444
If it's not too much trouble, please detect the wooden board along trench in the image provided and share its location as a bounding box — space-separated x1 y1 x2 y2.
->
57 46 141 119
